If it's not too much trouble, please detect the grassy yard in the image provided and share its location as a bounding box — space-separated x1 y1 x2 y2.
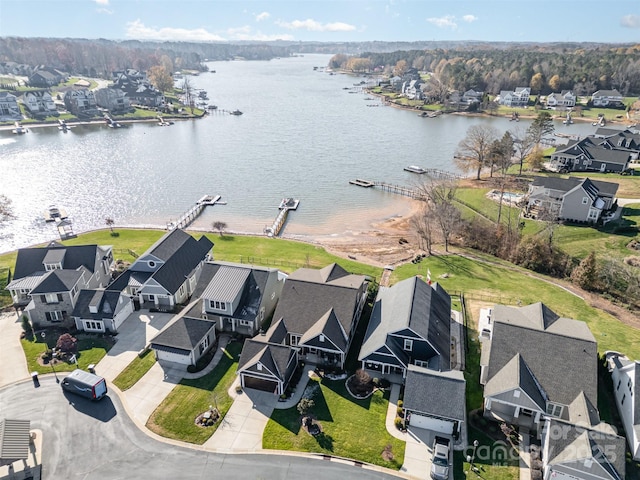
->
146 341 241 444
263 377 405 469
21 333 113 374
112 348 156 391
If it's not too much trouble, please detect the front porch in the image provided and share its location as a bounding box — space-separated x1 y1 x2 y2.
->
300 347 343 369
361 360 406 384
484 399 541 431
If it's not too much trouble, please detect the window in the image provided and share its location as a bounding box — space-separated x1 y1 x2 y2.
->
403 339 413 351
44 293 62 304
414 359 428 368
617 379 622 391
45 311 64 322
622 394 626 405
44 262 62 271
239 320 253 327
84 320 103 331
209 300 226 311
319 334 325 343
290 335 298 346
199 335 210 354
582 197 589 205
545 403 563 417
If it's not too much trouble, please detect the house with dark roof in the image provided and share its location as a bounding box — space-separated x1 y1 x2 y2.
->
94 87 130 114
524 176 619 223
358 276 452 382
542 418 626 480
236 338 298 395
71 289 134 333
6 242 114 328
549 136 632 173
149 303 216 367
107 229 213 312
28 70 60 88
403 365 466 438
189 261 286 336
480 303 598 432
63 89 99 118
591 89 623 108
236 263 368 393
608 354 640 461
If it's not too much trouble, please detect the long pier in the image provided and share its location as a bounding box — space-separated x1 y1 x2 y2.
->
265 198 299 237
167 194 222 230
349 169 462 199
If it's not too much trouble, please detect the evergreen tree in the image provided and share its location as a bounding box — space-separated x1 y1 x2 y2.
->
571 251 599 291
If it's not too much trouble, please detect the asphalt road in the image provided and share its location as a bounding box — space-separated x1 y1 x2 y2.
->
0 376 402 480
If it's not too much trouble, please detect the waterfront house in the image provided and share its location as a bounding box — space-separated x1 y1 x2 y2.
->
94 87 130 113
6 242 114 328
607 354 640 461
118 84 165 108
63 89 99 118
546 90 576 109
524 176 618 223
236 263 368 393
498 87 530 107
480 303 598 432
591 89 623 108
107 228 213 312
462 89 483 104
189 261 286 337
549 136 632 173
0 91 22 121
149 302 217 367
402 79 423 100
358 276 452 382
28 71 59 88
71 289 134 333
22 91 58 118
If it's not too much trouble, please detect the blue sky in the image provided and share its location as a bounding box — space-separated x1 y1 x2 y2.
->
1 0 639 43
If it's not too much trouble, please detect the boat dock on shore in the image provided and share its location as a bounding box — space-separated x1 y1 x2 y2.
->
349 179 374 187
265 198 299 237
167 195 222 230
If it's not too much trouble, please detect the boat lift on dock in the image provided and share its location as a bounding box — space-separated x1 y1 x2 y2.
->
265 198 299 237
167 195 223 230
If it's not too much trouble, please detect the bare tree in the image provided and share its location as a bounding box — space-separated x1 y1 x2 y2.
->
212 221 227 237
182 76 194 114
105 217 115 234
455 125 499 180
510 125 536 176
415 178 462 252
410 205 434 255
0 194 15 225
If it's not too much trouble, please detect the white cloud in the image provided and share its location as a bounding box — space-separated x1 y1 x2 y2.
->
97 8 113 14
94 0 109 5
275 19 356 32
255 12 270 22
427 15 457 29
462 15 477 23
232 31 295 41
125 20 225 41
621 14 640 28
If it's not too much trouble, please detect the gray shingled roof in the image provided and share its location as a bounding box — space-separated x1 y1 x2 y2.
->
299 308 347 351
150 315 214 352
545 419 625 480
30 269 85 294
403 365 465 421
359 276 451 370
271 264 366 339
145 228 192 261
531 176 619 197
13 244 103 279
486 303 597 406
568 391 601 427
288 263 366 288
484 353 547 410
149 236 213 294
237 338 294 381
72 289 123 319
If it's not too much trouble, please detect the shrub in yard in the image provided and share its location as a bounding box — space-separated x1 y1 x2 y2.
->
56 333 78 353
21 315 34 340
394 417 404 430
396 406 404 418
297 398 315 416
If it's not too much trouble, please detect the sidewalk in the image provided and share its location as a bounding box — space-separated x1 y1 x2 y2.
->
519 429 531 480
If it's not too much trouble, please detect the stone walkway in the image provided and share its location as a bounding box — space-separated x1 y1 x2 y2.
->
519 429 531 480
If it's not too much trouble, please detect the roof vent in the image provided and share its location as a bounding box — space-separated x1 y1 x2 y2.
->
319 334 325 342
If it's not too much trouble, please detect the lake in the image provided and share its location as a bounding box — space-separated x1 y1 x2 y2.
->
0 54 600 254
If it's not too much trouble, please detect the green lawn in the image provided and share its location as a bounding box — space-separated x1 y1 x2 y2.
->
263 377 405 469
21 333 113 375
112 348 156 391
146 341 241 444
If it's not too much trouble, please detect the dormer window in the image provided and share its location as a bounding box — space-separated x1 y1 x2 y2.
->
546 402 563 417
208 300 226 311
403 339 413 351
44 262 62 271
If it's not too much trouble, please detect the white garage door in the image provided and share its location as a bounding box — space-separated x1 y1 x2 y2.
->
155 349 192 365
409 413 454 434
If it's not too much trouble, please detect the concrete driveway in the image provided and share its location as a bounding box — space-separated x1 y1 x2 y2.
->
0 311 29 386
95 310 174 381
204 381 276 452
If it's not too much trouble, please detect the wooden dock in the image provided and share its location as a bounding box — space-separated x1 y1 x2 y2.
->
349 179 374 187
266 198 299 237
167 195 222 230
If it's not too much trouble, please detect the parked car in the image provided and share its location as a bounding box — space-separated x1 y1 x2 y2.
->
61 369 108 401
430 436 451 480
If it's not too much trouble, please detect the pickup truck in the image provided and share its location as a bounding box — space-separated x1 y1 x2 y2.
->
430 436 451 480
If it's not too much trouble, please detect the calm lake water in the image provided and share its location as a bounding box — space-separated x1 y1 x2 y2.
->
0 54 600 254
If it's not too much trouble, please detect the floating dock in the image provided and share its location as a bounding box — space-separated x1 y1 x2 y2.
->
167 195 222 230
266 198 299 237
349 179 374 187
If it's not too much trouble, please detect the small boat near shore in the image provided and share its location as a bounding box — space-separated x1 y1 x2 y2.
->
12 122 28 134
230 110 243 116
404 165 427 174
44 205 68 222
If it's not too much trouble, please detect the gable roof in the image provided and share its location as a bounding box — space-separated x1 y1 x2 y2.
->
359 276 451 370
531 176 619 197
12 243 106 280
484 353 547 410
486 303 597 406
299 308 347 352
201 265 251 302
403 365 465 421
150 315 214 353
271 264 366 337
149 236 213 293
237 338 294 381
143 228 194 262
30 269 85 294
72 289 124 319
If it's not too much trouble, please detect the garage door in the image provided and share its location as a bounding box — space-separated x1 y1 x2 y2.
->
408 413 454 434
243 375 279 394
155 349 191 365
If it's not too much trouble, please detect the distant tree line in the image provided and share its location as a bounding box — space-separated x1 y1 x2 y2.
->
332 45 640 95
0 37 292 78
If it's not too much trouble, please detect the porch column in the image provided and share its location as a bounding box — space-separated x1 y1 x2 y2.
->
514 406 520 418
485 398 492 410
231 319 236 332
534 411 541 425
